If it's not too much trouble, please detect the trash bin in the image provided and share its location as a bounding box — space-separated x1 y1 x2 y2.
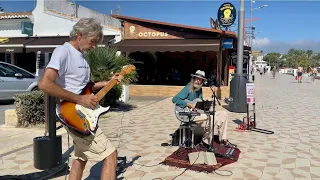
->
228 74 249 113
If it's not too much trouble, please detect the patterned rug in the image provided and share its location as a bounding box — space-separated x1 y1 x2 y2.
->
161 143 241 173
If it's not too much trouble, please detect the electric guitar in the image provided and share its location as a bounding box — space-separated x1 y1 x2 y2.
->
56 65 136 136
174 98 202 122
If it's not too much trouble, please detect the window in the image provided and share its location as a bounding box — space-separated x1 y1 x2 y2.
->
0 63 35 78
0 68 5 77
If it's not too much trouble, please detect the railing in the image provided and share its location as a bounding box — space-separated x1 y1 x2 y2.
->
43 1 121 29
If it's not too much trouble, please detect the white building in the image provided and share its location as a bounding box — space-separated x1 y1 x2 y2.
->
256 55 264 62
0 0 121 75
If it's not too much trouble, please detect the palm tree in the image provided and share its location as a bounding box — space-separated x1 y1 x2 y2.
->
306 50 313 59
85 47 137 105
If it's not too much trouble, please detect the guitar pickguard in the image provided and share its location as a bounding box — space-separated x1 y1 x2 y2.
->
75 104 110 134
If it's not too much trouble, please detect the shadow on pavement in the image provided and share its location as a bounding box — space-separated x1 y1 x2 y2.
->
84 155 142 180
110 102 138 112
221 105 229 111
232 119 243 125
0 146 74 180
290 81 311 83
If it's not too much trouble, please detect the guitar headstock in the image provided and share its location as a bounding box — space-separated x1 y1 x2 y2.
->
119 65 136 76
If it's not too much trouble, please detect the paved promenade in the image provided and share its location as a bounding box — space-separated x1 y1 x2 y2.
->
0 72 320 180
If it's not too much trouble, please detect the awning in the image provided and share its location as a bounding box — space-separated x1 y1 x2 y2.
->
111 39 220 52
0 37 37 53
25 35 116 53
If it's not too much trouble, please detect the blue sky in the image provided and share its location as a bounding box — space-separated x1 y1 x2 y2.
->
1 0 320 54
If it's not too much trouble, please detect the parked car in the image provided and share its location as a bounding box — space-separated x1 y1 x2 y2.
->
0 61 40 100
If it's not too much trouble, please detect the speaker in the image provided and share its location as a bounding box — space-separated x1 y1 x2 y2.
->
33 136 62 170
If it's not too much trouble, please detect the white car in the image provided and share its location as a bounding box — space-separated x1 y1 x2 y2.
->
0 61 40 100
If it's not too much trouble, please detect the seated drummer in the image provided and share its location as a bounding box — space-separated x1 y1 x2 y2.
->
172 70 236 148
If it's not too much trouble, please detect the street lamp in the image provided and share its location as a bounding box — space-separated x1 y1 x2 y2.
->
249 0 267 81
249 0 268 47
252 5 268 11
250 2 268 47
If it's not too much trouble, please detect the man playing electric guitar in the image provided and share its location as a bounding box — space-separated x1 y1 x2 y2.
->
38 18 122 180
172 70 236 148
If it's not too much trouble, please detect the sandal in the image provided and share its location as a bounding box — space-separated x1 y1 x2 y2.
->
221 140 237 148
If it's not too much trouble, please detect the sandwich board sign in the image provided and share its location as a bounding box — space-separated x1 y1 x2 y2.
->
246 83 255 104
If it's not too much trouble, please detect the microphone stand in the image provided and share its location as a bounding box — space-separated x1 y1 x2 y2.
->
206 84 221 153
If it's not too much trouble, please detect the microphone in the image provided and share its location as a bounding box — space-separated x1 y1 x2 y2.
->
204 79 214 87
204 79 220 88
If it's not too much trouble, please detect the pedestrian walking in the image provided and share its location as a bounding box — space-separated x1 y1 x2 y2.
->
310 67 317 84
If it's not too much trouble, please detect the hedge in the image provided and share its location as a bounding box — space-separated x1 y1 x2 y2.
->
13 91 45 127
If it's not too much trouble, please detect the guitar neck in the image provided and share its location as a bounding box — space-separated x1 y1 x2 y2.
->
95 79 118 101
93 65 136 101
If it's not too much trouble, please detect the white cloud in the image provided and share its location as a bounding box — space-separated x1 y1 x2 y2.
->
251 38 320 54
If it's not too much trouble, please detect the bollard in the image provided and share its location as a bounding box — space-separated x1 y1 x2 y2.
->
33 94 62 170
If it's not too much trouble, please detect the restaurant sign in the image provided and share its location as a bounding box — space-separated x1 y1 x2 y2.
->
127 24 169 39
21 22 34 36
124 22 181 39
137 31 169 38
217 2 237 28
222 38 233 49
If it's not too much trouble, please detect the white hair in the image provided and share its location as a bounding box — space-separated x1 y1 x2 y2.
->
70 18 104 43
189 78 202 93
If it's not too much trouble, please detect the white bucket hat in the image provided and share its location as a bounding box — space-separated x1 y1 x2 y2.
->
191 70 207 80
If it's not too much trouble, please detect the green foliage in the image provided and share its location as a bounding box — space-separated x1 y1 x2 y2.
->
85 47 137 106
263 48 320 70
262 52 281 67
284 49 320 70
13 91 45 127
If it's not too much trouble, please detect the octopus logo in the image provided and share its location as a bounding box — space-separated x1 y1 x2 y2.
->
129 26 135 34
217 3 237 28
0 38 9 44
128 25 137 37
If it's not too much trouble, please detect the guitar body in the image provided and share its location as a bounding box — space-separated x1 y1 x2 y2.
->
56 82 110 136
174 98 202 123
55 65 136 136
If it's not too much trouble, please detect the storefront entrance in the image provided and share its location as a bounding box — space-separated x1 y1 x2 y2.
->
111 15 238 99
129 51 219 86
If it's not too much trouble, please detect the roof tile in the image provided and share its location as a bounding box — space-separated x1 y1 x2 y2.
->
0 12 32 20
